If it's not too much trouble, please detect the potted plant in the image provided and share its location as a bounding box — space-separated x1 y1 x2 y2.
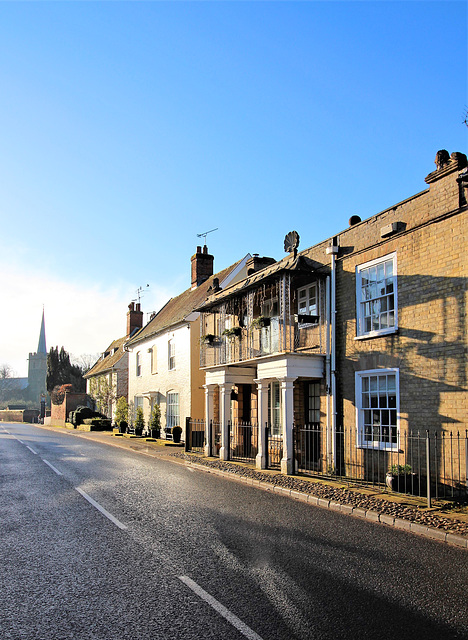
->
149 404 161 439
171 425 183 444
222 327 242 338
114 397 129 433
386 464 415 492
134 407 145 437
200 334 216 345
251 316 270 329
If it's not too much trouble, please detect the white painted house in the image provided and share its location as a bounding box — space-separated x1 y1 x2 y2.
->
126 246 250 439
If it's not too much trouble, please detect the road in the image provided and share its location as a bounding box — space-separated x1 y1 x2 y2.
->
1 423 467 640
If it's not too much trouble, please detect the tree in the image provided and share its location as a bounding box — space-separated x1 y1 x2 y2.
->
0 363 15 379
88 375 116 418
46 346 86 394
70 353 100 374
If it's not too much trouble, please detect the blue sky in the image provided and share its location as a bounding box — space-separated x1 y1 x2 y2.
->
1 1 466 376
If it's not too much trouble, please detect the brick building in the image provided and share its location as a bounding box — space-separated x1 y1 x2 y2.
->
198 150 467 489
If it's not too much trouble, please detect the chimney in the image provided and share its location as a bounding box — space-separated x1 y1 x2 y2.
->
127 302 143 337
191 245 214 289
246 254 276 276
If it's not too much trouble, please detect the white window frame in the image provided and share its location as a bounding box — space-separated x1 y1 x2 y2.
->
355 368 399 451
150 345 157 374
297 283 319 326
168 339 175 371
136 351 142 377
355 253 397 339
166 392 180 428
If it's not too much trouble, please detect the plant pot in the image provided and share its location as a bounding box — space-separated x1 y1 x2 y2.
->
386 472 416 493
151 428 160 439
172 427 182 443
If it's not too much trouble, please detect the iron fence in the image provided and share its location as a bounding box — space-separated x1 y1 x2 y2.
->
294 424 468 504
185 418 205 453
229 422 258 463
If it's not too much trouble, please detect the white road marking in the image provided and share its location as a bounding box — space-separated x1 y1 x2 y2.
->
17 439 24 444
75 488 127 530
42 459 63 475
178 576 264 640
26 446 38 454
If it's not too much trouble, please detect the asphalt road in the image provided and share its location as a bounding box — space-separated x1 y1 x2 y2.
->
1 423 467 640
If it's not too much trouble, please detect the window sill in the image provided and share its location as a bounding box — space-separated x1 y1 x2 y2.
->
354 328 398 341
357 444 400 452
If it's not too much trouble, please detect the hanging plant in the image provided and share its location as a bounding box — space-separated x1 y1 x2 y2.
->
222 327 242 338
250 316 270 330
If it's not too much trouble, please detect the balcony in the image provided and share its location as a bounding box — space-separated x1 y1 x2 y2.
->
200 313 325 368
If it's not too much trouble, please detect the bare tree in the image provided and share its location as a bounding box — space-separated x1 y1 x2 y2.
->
70 353 100 375
0 363 15 379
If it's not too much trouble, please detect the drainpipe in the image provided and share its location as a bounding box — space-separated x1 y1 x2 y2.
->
325 275 331 471
326 240 339 472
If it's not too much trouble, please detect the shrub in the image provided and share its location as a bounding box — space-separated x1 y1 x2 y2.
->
389 464 412 475
149 404 161 437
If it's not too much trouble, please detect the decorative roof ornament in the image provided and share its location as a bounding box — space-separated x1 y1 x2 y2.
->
435 150 450 170
284 230 300 258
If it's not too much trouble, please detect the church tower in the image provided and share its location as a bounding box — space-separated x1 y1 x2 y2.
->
28 309 48 404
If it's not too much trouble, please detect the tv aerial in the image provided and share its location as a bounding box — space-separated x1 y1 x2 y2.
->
133 284 149 303
197 228 218 246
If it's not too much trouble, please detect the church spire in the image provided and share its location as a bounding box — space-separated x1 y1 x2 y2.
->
37 308 47 354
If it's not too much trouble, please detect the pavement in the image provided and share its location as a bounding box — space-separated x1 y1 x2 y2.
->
33 424 468 549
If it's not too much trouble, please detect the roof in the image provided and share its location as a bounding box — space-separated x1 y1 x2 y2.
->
198 254 325 311
83 336 127 378
0 378 29 392
126 260 244 346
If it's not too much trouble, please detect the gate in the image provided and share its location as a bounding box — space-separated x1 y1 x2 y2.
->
266 424 282 469
294 423 322 473
229 422 258 462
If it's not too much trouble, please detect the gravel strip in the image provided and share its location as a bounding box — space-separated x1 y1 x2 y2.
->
173 452 468 537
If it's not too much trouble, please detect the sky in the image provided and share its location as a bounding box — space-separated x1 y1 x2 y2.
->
0 1 466 377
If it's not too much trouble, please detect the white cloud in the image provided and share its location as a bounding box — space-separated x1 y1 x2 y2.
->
0 253 173 377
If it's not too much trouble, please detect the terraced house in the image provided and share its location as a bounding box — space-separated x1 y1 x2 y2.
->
125 246 251 439
197 150 467 495
84 302 143 419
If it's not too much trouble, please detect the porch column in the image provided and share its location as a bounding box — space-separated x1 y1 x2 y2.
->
219 383 234 461
203 384 216 457
279 376 297 475
254 379 270 470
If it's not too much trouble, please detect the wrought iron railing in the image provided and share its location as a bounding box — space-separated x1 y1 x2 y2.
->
200 316 324 368
294 424 468 504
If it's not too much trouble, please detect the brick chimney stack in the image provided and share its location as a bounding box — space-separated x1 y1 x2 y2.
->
191 245 214 289
127 302 143 337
